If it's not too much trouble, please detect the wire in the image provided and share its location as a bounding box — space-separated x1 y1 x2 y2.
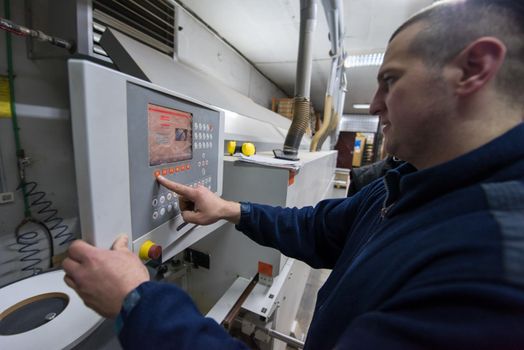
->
15 218 54 274
24 181 76 246
13 181 76 273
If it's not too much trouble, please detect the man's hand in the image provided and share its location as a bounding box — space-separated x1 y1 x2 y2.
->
157 175 241 225
62 235 149 318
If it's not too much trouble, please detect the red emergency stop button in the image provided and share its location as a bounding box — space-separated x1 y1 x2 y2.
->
139 240 162 261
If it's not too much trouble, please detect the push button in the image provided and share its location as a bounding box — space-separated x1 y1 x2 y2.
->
139 240 162 261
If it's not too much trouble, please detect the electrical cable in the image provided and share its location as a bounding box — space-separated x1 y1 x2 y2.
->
14 218 54 275
24 181 75 246
12 179 76 274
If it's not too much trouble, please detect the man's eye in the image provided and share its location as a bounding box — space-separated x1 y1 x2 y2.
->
383 76 396 88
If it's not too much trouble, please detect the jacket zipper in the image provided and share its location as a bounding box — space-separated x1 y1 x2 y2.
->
381 201 395 219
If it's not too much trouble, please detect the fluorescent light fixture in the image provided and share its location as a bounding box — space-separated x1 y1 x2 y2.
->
344 53 384 68
353 104 370 109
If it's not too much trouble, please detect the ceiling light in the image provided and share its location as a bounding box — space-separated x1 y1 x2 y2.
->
344 53 384 68
352 104 370 109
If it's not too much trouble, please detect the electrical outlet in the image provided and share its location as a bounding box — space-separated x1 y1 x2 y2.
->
0 192 14 204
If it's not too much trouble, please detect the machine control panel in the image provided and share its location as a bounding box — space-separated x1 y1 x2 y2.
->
69 60 224 262
127 83 222 256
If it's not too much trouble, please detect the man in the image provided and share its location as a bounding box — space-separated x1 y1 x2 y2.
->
63 0 524 348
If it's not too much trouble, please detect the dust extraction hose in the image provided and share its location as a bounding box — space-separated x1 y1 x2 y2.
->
317 108 339 149
283 97 311 154
281 0 317 158
310 94 333 151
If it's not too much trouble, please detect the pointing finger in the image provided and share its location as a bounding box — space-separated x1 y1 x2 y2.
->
157 176 195 199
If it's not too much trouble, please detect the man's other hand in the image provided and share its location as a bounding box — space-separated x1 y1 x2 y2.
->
63 235 149 318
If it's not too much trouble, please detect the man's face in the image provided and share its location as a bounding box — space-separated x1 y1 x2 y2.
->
370 22 455 168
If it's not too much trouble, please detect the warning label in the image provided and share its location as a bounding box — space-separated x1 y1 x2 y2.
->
0 76 12 118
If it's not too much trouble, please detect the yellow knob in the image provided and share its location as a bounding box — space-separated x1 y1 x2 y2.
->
227 140 237 155
139 240 162 261
226 141 256 156
241 142 256 156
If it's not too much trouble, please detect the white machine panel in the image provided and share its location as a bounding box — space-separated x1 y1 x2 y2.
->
68 59 224 262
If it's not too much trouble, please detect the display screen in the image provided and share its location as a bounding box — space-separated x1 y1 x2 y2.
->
148 103 192 166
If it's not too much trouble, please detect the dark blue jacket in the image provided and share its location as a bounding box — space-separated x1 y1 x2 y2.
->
119 123 524 349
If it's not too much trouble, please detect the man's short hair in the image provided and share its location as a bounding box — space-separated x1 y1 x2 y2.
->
391 0 524 107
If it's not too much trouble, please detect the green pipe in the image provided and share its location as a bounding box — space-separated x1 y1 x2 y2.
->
4 0 31 217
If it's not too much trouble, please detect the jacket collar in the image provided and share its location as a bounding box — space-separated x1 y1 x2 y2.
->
382 123 524 217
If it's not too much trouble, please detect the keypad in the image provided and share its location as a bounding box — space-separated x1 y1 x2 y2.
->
151 119 215 221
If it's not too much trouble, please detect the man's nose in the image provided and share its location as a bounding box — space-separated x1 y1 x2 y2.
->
369 91 384 116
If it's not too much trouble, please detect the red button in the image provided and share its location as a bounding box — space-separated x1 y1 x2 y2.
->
169 168 175 174
148 245 162 260
162 169 168 176
154 170 161 177
175 166 180 172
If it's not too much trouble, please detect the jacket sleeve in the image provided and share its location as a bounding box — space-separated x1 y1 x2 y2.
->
118 282 249 350
235 193 364 269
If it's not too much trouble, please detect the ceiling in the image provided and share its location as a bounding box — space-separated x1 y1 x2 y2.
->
179 0 434 115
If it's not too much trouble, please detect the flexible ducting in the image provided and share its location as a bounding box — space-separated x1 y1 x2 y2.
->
318 108 339 149
282 0 317 158
283 97 311 154
281 0 347 156
309 0 347 152
310 94 333 151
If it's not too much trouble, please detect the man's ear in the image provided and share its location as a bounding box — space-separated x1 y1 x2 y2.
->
452 37 506 96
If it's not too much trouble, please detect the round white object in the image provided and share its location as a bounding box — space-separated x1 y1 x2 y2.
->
0 269 103 349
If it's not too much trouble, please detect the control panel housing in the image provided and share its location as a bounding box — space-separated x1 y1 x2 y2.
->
69 60 224 261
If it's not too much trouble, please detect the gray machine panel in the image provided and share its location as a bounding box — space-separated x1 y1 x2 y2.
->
126 83 220 241
69 59 224 261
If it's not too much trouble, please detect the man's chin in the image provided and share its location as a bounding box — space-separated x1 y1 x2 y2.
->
385 144 404 160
